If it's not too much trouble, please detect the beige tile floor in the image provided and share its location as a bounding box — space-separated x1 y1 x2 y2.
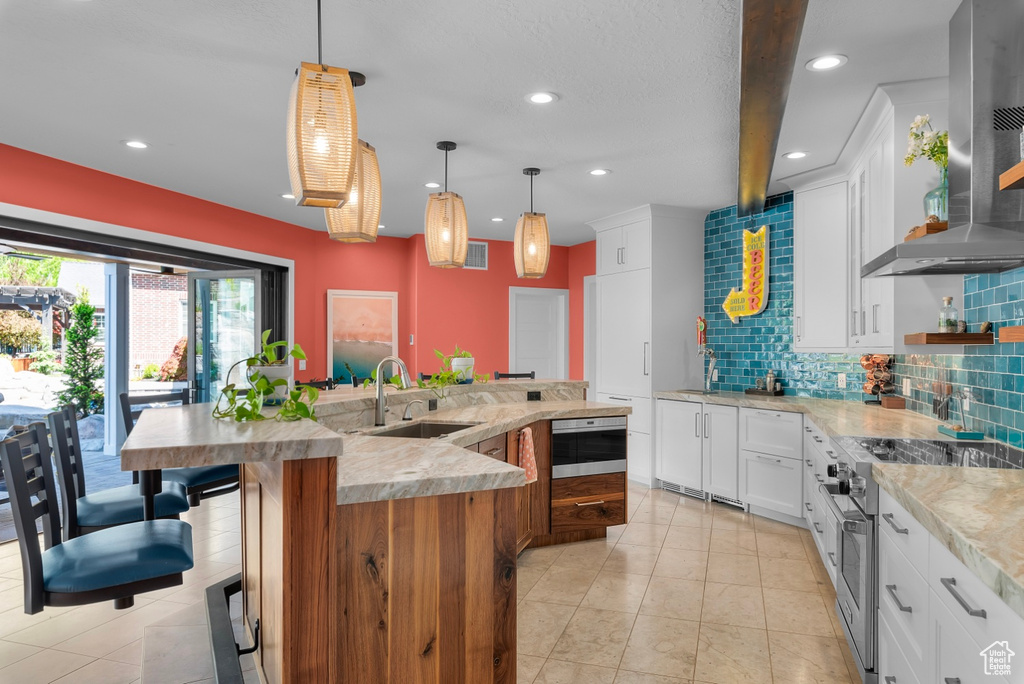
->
0 491 242 683
0 483 859 684
517 483 860 684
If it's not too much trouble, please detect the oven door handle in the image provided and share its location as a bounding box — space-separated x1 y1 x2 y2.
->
818 483 846 520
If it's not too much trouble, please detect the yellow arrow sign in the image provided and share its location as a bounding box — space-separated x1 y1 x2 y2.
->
722 224 769 324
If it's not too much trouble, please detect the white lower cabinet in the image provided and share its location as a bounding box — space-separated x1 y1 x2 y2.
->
702 404 738 501
877 608 922 684
738 449 802 518
599 393 652 485
654 399 737 500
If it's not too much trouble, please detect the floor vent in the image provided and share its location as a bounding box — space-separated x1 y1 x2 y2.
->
711 494 746 509
661 480 683 494
465 241 488 270
682 486 707 501
661 480 707 502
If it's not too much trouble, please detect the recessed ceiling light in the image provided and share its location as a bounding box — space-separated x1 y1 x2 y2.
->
782 151 807 159
589 169 611 176
124 140 148 149
491 217 504 222
806 54 848 71
378 224 385 231
281 193 295 199
526 92 558 104
425 182 441 189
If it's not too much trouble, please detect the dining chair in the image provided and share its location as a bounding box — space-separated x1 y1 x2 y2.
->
1 422 193 613
119 391 240 506
48 406 189 540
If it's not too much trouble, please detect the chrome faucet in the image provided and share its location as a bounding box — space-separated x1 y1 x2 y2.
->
402 399 424 421
374 356 413 426
697 345 717 393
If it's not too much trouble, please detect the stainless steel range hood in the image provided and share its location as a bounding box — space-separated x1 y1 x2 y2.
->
862 0 1024 277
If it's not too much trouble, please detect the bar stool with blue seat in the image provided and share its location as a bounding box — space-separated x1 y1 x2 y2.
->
1 422 194 613
48 405 190 540
119 390 239 507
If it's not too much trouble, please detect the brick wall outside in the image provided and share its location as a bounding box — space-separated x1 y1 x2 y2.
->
129 272 187 373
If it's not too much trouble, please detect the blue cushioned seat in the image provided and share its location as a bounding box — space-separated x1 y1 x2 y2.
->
161 465 238 489
75 482 190 528
42 520 194 594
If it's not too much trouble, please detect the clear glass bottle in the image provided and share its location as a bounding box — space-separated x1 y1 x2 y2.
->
938 296 958 333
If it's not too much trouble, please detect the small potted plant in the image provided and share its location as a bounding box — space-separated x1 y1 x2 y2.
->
448 345 475 384
247 330 305 404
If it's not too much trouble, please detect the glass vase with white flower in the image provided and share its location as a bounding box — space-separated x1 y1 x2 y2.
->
904 114 950 221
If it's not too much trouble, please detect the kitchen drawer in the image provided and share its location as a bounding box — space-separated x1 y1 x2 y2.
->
879 532 930 678
878 490 928 573
739 449 802 518
876 607 922 684
475 434 506 460
932 589 1009 684
551 472 626 532
929 536 1023 653
597 392 650 433
739 408 803 459
809 486 830 559
823 501 838 586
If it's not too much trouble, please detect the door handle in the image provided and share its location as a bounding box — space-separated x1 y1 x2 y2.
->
621 246 627 264
643 342 650 376
795 315 801 341
882 512 908 535
694 413 700 438
851 309 858 336
940 577 987 618
885 584 913 613
861 310 867 335
873 304 880 333
703 413 710 438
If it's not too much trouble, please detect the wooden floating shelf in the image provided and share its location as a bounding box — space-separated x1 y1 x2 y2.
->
999 160 1024 190
904 332 994 345
998 326 1024 343
904 221 948 242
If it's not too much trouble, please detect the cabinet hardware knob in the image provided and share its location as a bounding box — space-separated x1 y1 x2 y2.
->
940 577 987 618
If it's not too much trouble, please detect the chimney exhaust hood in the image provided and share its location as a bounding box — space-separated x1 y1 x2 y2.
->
862 0 1024 277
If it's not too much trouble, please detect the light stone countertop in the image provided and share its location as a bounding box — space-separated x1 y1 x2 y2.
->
873 464 1024 620
120 403 345 471
335 400 631 505
654 390 966 440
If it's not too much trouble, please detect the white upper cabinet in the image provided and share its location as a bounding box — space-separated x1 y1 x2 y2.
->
794 182 849 350
596 269 651 398
596 218 652 275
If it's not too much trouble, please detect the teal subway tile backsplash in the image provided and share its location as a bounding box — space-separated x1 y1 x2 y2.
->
704 193 868 400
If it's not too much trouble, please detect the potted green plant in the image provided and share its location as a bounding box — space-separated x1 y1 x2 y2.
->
448 345 475 384
416 346 488 399
212 330 319 422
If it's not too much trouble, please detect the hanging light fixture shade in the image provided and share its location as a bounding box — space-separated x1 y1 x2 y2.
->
286 62 359 208
325 140 382 242
514 168 551 278
424 141 469 268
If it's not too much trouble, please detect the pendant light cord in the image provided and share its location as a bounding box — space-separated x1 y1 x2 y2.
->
530 174 534 213
444 148 449 192
316 0 323 65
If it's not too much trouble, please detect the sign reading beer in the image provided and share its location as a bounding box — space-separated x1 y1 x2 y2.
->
722 224 769 324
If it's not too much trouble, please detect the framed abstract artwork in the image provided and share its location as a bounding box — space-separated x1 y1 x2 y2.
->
326 290 398 384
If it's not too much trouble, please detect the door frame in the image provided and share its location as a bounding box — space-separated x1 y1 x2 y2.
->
582 275 597 396
508 287 569 379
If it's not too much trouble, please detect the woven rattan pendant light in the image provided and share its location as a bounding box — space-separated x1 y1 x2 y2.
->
424 141 469 268
513 168 550 278
325 140 381 242
285 0 360 208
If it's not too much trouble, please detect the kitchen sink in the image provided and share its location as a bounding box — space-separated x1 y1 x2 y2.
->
371 421 480 439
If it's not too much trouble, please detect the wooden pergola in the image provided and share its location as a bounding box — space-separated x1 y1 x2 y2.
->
0 285 75 349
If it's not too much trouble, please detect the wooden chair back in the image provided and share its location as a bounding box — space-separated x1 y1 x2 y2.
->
493 370 536 380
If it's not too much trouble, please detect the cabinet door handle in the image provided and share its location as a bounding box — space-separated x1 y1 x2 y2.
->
882 512 908 535
695 413 700 438
643 342 650 376
805 459 813 467
703 413 710 438
885 584 913 613
940 577 987 618
621 246 627 264
813 522 823 534
828 551 837 567
795 315 801 341
861 310 867 336
576 500 606 507
873 303 880 333
805 502 813 511
851 309 858 336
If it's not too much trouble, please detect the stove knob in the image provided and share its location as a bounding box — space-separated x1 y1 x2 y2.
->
827 464 838 478
837 480 851 495
848 477 867 496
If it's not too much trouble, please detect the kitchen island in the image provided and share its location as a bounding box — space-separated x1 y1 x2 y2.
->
121 380 629 684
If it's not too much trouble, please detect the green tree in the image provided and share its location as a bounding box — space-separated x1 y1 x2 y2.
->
56 294 104 415
0 255 67 286
0 311 42 350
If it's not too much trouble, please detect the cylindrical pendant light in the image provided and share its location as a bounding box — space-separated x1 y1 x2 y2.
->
325 140 382 242
285 1 360 208
514 167 551 278
424 141 469 268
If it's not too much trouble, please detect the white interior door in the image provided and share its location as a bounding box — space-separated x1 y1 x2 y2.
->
509 287 568 379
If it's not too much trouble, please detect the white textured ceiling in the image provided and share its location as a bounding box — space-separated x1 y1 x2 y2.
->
0 0 958 245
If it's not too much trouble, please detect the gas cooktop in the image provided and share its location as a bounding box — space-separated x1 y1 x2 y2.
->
836 436 1024 470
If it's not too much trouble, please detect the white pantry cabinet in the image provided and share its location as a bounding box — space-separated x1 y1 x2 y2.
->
591 205 705 486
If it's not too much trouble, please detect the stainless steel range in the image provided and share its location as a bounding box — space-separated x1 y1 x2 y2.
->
829 436 1024 684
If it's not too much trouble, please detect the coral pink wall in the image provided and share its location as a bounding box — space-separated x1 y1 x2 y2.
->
567 241 596 380
0 144 594 381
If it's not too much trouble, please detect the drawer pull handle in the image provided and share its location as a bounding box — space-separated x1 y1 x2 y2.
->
882 513 908 535
576 500 606 507
755 410 779 417
609 396 631 402
755 453 783 464
805 426 812 432
941 577 987 618
815 474 824 482
485 448 503 456
813 522 823 534
805 459 813 467
825 450 837 460
828 551 836 567
813 436 823 443
885 584 913 613
944 679 961 684
805 502 813 511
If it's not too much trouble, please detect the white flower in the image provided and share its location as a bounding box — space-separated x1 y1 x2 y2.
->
923 130 938 144
910 114 931 130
